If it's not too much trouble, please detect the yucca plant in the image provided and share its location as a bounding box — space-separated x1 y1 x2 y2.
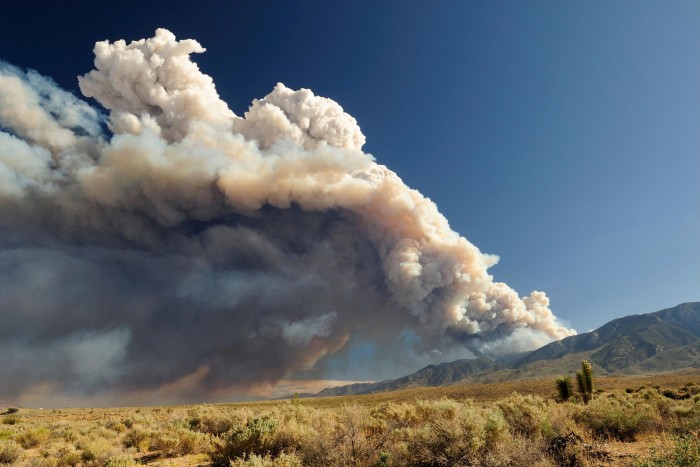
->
576 360 594 404
555 375 573 402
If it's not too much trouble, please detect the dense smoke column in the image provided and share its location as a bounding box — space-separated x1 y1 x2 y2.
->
0 29 574 404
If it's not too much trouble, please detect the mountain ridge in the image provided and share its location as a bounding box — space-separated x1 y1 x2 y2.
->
294 302 700 398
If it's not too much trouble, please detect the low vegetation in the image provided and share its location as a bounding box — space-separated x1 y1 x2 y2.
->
0 374 699 466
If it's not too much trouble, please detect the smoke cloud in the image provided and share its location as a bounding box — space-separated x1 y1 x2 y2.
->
0 29 574 405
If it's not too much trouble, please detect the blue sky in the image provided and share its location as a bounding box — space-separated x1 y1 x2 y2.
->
1 0 697 334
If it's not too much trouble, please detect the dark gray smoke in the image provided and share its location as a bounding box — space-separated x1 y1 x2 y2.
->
0 29 574 406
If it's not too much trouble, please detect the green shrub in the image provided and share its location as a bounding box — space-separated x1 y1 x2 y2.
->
0 440 23 464
104 420 127 433
56 449 82 467
635 434 700 466
407 399 487 465
78 436 125 465
575 396 658 441
229 452 303 467
189 408 245 436
150 424 209 456
496 393 550 439
0 415 19 426
483 409 509 451
104 455 137 467
16 427 50 448
121 427 150 452
210 416 278 464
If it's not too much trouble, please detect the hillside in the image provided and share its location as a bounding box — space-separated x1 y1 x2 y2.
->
314 357 498 397
302 302 700 398
616 340 700 375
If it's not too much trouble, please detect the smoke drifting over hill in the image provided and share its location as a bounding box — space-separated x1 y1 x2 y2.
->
0 29 575 404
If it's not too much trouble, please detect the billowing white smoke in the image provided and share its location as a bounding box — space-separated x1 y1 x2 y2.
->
0 29 574 404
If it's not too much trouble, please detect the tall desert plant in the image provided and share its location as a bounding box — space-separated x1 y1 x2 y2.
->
576 360 594 404
555 376 573 402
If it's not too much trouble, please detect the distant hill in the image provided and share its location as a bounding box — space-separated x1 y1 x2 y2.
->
313 357 498 397
514 303 700 372
616 341 700 375
295 302 700 398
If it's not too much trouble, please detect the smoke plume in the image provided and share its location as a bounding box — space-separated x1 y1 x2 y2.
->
0 29 575 405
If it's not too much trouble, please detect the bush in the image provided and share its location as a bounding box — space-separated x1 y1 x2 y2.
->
78 436 127 465
189 407 247 436
635 434 700 466
104 455 138 467
0 415 19 426
15 427 50 448
575 396 658 441
210 416 278 464
0 440 22 464
36 440 83 467
407 399 487 466
150 424 210 456
229 452 303 467
496 393 550 439
483 409 509 452
121 427 151 452
104 420 127 433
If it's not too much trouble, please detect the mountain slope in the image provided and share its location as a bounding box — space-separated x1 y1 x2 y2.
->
514 307 700 371
315 357 498 397
300 302 700 398
616 340 700 375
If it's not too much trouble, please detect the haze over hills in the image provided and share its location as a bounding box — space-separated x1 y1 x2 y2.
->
296 302 700 398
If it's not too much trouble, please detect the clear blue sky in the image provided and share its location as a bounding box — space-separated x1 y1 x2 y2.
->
1 0 697 333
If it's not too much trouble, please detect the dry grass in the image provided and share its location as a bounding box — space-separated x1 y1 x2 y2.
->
1 373 699 466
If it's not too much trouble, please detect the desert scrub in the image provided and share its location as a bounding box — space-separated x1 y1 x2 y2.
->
670 401 700 433
150 423 210 456
406 399 488 466
229 452 303 467
267 407 317 456
575 395 659 441
103 455 138 467
210 415 279 465
635 433 700 467
0 440 23 464
496 393 551 439
370 402 419 430
121 427 151 452
330 405 376 465
482 409 509 451
293 406 338 466
15 427 51 448
189 406 249 436
38 440 83 467
76 436 126 466
0 415 19 426
104 419 127 434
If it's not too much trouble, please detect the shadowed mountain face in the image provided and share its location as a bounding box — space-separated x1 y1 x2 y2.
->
301 302 700 398
515 303 700 372
312 357 499 397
